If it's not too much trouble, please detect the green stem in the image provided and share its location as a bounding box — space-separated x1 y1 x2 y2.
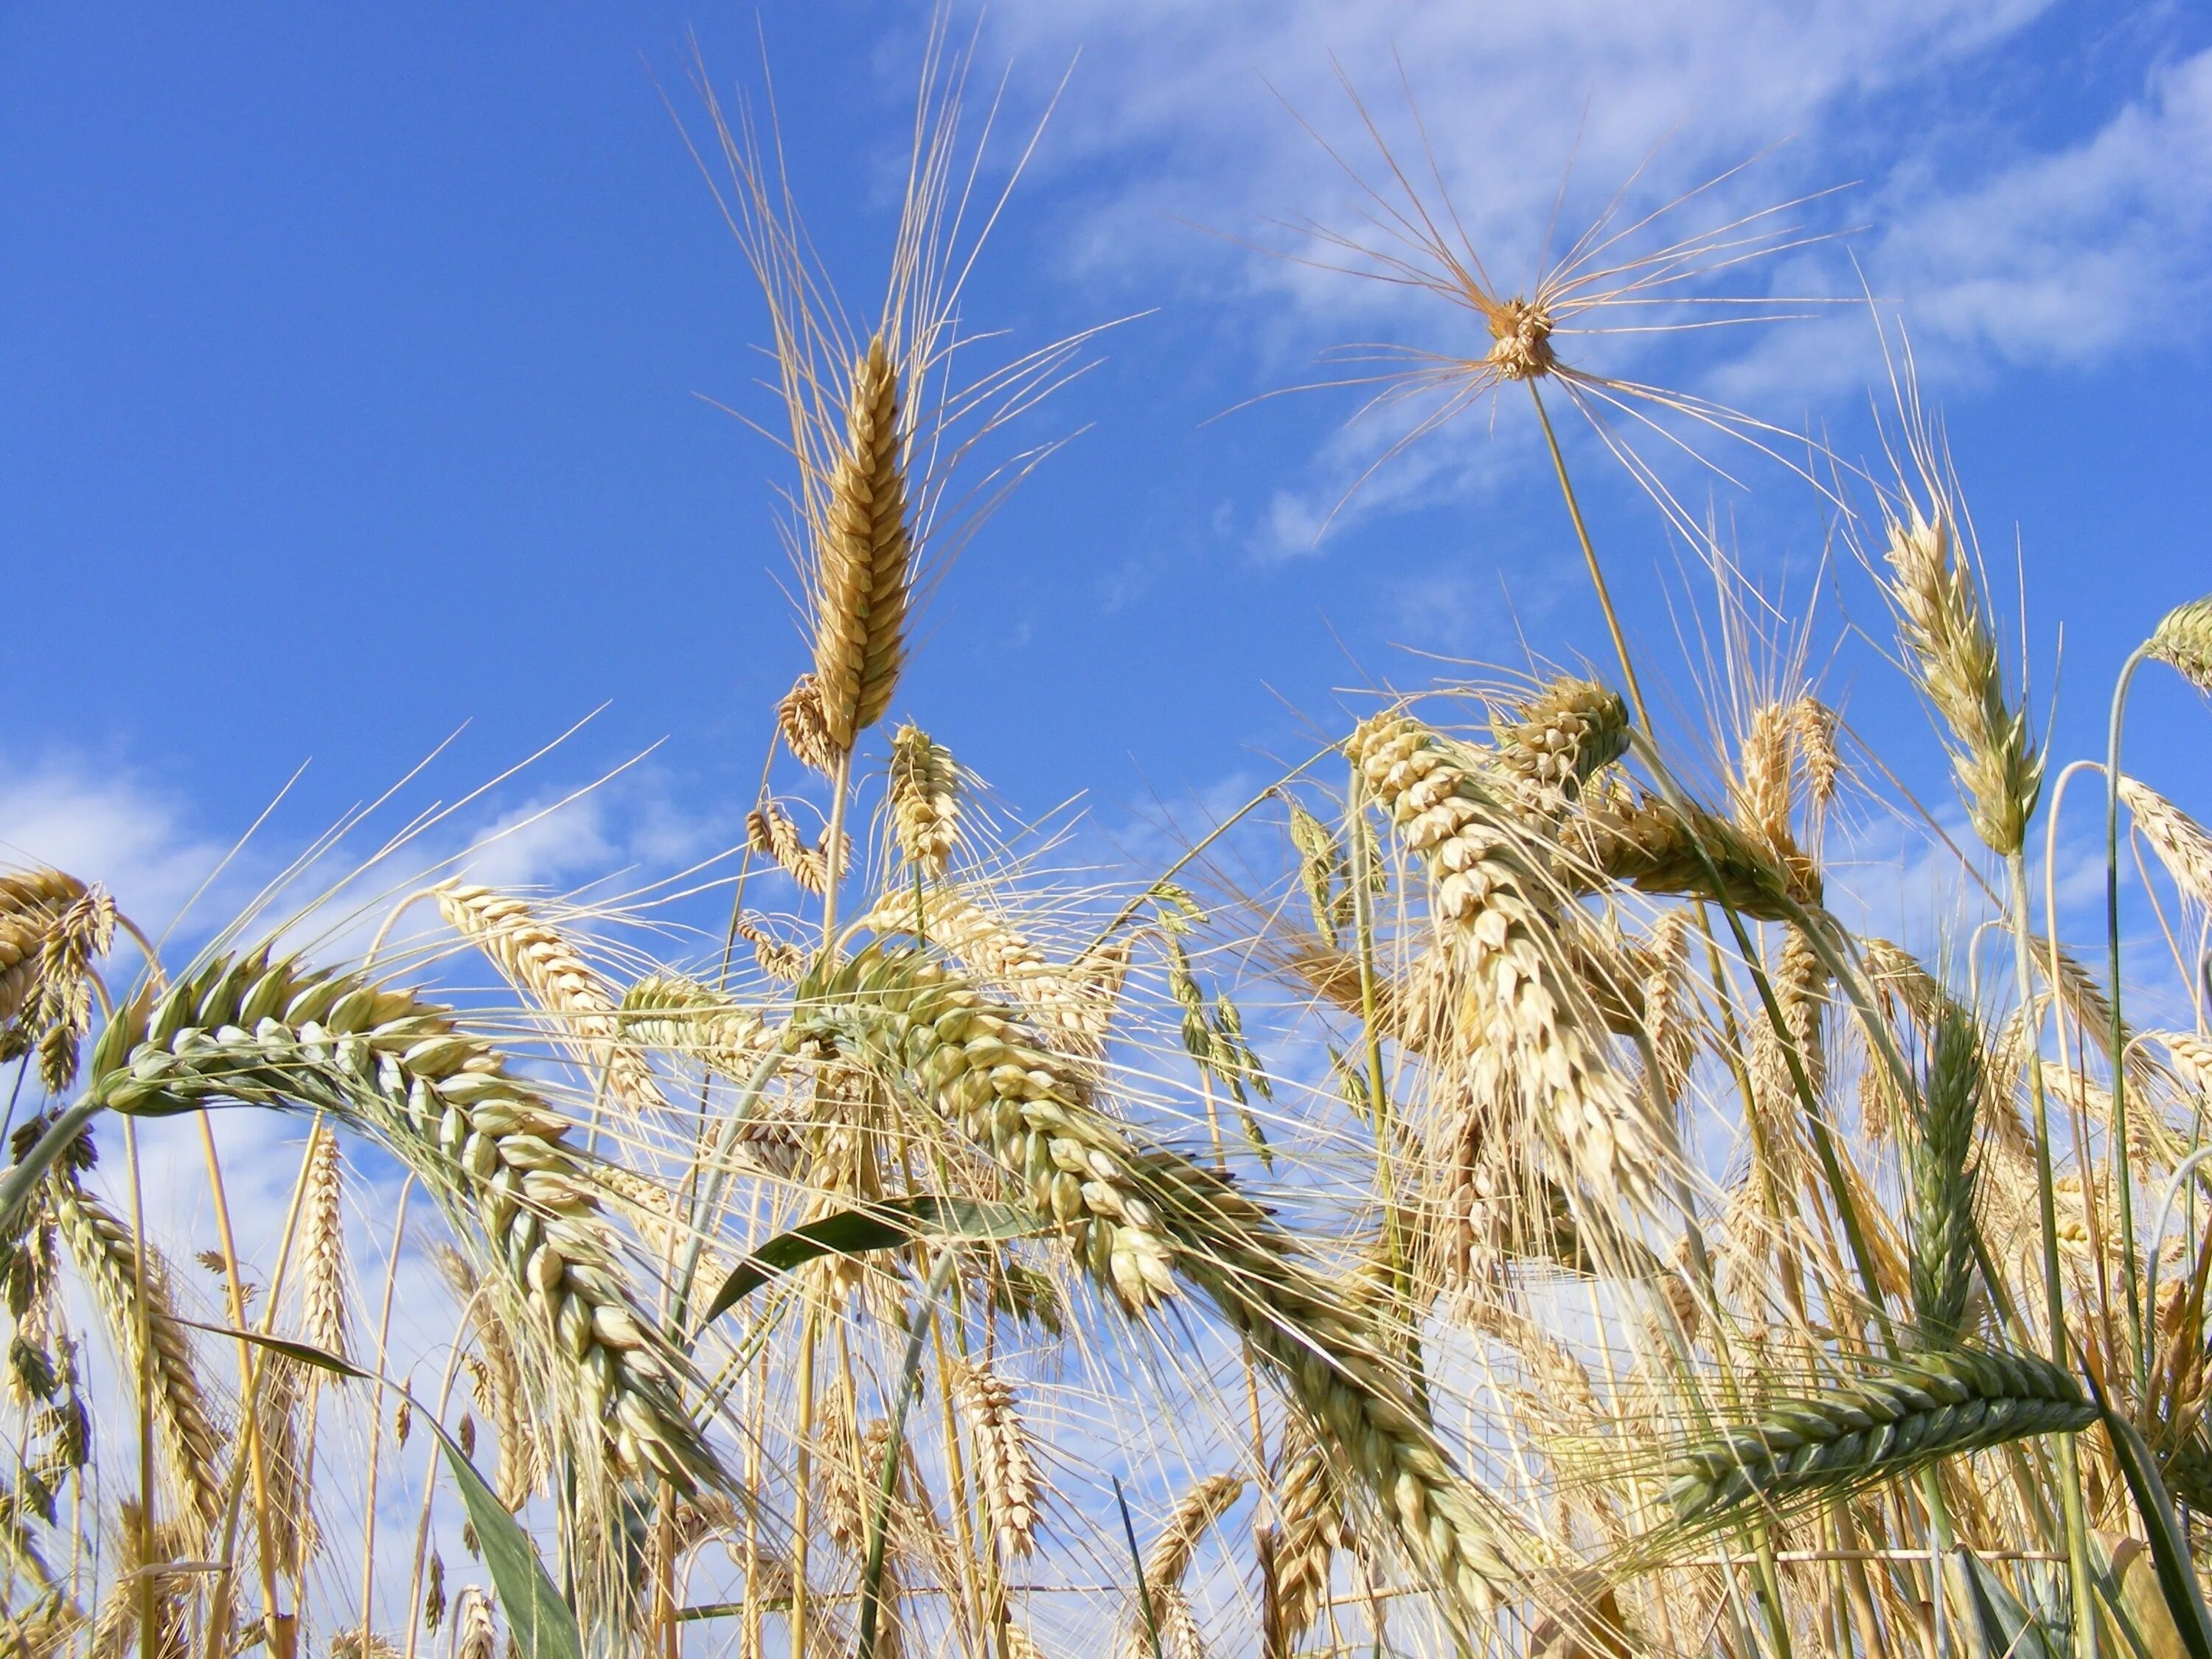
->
2107 644 2152 1382
2006 846 2101 1659
1528 380 1649 728
855 1248 961 1659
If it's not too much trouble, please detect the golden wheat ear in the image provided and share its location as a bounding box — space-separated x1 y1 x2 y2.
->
811 333 911 755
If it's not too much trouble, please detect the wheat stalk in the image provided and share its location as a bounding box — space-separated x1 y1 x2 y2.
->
812 334 911 752
84 951 722 1489
432 883 663 1114
2121 776 2212 907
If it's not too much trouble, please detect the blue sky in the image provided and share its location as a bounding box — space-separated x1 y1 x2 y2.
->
3 0 2210 935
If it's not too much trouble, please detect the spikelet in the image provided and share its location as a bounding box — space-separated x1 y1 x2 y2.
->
300 1123 348 1360
440 1249 548 1511
86 951 723 1490
812 334 911 751
887 723 959 874
432 883 662 1113
1279 793 1345 944
735 917 811 983
776 672 841 776
1493 678 1632 815
1350 712 1671 1216
2160 1032 2212 1096
2120 776 2212 907
747 801 845 896
1881 504 2042 856
423 1550 445 1632
47 1178 224 1532
2146 595 2212 693
953 1356 1040 1559
798 946 1531 1614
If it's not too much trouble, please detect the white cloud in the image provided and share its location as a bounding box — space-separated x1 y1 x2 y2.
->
0 759 237 942
984 0 2211 529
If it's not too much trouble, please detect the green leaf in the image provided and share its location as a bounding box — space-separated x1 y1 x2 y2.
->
2094 1388 2212 1659
439 1437 582 1659
181 1323 581 1658
175 1321 369 1381
695 1194 1037 1332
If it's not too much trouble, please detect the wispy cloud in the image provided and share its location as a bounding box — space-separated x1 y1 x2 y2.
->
987 0 2211 529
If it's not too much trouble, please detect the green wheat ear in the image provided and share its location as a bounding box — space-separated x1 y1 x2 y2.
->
1666 1347 2093 1528
1908 1006 1984 1346
2146 594 2212 693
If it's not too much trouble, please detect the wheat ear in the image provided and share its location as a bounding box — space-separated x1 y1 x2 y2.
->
1133 1473 1243 1659
1908 1009 1983 1344
452 1585 495 1659
887 723 959 874
1266 1419 1348 1655
0 869 93 1024
953 1356 1041 1559
1351 712 1670 1215
299 1121 349 1360
84 950 721 1489
798 945 1533 1615
777 672 841 776
1493 677 1631 813
47 1176 225 1532
860 886 1115 1050
2120 776 2212 907
1666 1347 2093 1525
432 883 662 1114
2146 596 2212 693
813 333 911 751
747 801 845 897
1882 504 2042 857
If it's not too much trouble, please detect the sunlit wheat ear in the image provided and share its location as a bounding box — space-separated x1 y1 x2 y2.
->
617 973 771 1080
89 1501 194 1656
735 915 810 983
86 951 722 1490
438 1248 548 1511
776 671 841 776
1130 1472 1243 1659
887 722 959 873
1792 696 1843 809
1492 677 1631 815
860 885 1114 1051
1350 711 1670 1216
2147 595 2212 693
1879 500 2042 858
2120 776 2212 907
747 799 844 896
1265 1419 1349 1657
0 868 94 1020
452 1585 495 1659
300 1121 348 1360
1565 790 1805 917
8 882 118 1094
46 1175 224 1533
953 1354 1041 1559
432 882 663 1113
799 945 1534 1614
1640 908 1696 1105
811 333 911 754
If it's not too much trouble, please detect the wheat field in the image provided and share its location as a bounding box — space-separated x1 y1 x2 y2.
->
4 21 2211 1659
